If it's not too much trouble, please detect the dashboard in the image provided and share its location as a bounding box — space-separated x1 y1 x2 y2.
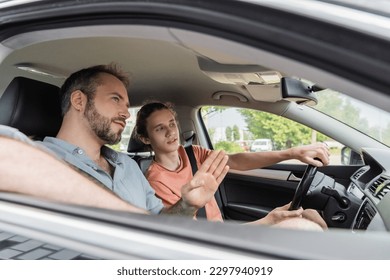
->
305 148 390 231
348 148 390 232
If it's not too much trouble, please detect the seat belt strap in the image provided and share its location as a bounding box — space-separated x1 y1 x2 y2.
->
184 145 206 218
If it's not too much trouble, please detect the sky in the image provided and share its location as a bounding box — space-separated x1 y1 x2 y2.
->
205 108 247 129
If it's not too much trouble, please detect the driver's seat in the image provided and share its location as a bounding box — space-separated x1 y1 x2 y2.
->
0 77 62 140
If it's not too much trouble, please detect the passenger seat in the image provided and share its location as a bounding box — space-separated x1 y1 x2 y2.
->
127 130 196 174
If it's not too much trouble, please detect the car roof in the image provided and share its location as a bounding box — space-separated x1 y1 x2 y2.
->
0 0 390 113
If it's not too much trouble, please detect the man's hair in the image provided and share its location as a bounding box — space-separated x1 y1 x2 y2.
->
59 63 130 116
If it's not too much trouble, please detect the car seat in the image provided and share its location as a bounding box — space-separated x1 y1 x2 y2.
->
0 77 62 140
127 129 196 174
127 129 154 174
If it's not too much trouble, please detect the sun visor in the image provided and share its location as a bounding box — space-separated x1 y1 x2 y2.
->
198 57 318 105
198 57 286 102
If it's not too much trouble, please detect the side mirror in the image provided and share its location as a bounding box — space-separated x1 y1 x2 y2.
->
341 146 363 165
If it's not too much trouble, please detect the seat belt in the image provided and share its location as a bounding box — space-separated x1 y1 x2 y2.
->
184 145 207 218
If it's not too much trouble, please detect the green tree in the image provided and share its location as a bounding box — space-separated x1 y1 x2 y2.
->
201 106 228 118
232 125 240 141
108 142 121 151
225 126 232 141
239 109 313 149
214 141 243 153
201 106 229 134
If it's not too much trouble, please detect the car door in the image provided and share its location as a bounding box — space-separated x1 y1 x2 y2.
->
218 163 361 222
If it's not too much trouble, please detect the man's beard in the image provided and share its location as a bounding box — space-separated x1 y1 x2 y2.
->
84 100 124 145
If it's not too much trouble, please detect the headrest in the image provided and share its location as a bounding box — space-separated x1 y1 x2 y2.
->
127 129 150 153
0 77 62 139
182 130 195 147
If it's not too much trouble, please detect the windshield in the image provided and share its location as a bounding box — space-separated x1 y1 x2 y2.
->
314 88 390 147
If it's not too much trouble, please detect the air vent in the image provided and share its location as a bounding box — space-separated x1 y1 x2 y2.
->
377 184 390 200
353 168 366 180
368 176 390 199
368 176 386 194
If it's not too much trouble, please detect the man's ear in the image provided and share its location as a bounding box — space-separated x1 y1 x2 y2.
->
70 90 86 112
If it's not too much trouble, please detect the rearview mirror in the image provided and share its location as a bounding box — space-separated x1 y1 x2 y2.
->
281 77 318 106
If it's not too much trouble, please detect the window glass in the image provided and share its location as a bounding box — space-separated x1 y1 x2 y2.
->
201 106 344 165
314 89 390 147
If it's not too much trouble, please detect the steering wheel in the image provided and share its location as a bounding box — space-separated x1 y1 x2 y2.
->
289 164 318 210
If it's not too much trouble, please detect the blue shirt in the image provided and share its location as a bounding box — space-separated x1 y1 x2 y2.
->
0 125 36 144
39 137 164 214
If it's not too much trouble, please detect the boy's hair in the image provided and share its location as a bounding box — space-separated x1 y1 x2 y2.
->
135 101 177 140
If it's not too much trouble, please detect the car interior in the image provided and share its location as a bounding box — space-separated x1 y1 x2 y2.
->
1 0 390 260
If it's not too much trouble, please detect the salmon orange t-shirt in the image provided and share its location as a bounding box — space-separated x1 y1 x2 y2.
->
145 145 223 222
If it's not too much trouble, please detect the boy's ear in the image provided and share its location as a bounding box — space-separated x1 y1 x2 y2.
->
139 136 151 145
